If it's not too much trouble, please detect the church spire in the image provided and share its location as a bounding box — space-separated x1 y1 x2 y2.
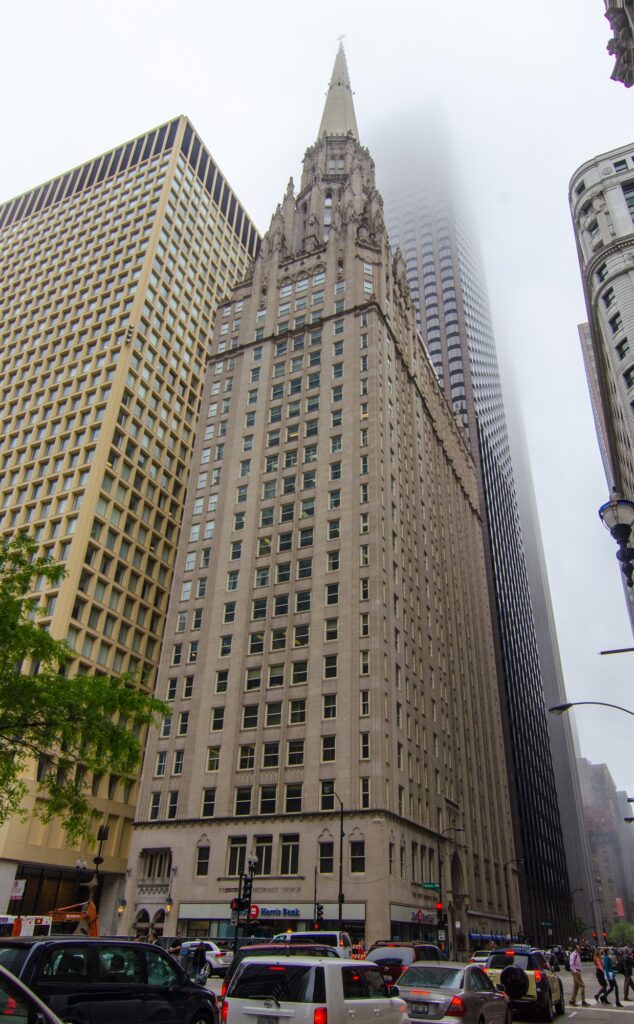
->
317 41 359 142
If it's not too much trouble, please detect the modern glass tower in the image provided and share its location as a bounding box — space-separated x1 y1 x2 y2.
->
372 118 573 944
0 117 258 931
124 48 518 948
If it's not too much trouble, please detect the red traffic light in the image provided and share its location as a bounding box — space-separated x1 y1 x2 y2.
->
435 902 443 911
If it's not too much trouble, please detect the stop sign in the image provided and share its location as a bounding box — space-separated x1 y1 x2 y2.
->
249 903 260 920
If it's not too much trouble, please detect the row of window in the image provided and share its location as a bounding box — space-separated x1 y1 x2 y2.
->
189 834 364 879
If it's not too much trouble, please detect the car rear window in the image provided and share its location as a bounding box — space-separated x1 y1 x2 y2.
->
488 954 530 970
287 934 336 947
230 963 326 1003
366 947 414 965
401 966 464 989
0 945 30 978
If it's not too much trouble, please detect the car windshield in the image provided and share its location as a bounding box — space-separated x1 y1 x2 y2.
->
400 966 464 989
230 963 326 1003
0 946 30 976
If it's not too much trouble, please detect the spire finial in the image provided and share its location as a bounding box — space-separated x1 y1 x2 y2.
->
317 42 359 142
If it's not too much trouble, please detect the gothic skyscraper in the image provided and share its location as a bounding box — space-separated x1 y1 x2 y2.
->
124 48 518 947
372 117 574 943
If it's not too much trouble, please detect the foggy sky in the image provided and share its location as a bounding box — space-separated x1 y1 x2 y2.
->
2 0 633 796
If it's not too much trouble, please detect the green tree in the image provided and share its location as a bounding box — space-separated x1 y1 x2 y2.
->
607 921 634 946
0 532 165 842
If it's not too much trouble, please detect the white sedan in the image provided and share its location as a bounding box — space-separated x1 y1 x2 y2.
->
181 939 233 977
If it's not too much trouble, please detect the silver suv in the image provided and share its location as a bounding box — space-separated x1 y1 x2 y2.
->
223 955 408 1023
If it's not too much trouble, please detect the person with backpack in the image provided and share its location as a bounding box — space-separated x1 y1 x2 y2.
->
603 948 623 1007
569 943 590 1006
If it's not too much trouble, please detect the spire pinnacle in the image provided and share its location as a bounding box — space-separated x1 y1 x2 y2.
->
317 42 359 142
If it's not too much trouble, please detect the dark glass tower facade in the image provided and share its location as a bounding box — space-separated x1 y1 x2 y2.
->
372 119 572 944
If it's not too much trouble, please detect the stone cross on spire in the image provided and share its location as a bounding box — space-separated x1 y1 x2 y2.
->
317 41 359 142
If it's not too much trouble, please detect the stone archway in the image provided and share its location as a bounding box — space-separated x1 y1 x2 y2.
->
134 908 150 937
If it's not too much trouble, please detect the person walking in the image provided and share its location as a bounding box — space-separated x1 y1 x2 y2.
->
569 943 590 1006
594 947 609 1004
623 947 633 1001
604 949 623 1007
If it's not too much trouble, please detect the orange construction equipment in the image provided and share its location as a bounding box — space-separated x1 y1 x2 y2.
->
48 900 99 937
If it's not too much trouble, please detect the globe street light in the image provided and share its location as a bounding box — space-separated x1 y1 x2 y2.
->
504 858 523 942
549 701 634 718
598 493 634 588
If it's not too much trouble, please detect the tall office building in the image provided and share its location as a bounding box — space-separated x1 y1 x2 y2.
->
0 117 258 930
372 119 573 944
578 758 633 930
570 143 634 628
124 47 518 947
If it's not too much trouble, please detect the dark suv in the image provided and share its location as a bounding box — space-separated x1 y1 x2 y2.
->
0 937 217 1024
365 942 442 985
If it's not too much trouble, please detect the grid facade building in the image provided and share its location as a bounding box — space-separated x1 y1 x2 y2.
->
372 121 573 945
0 117 257 928
570 143 634 627
124 48 518 948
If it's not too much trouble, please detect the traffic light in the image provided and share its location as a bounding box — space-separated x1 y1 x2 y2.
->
603 931 607 941
593 932 598 941
317 903 324 921
436 901 444 926
242 875 253 904
230 898 239 911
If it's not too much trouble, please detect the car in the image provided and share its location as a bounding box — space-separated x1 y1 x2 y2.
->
392 960 511 1024
272 929 352 954
0 936 218 1024
484 946 564 1021
470 949 495 963
181 939 233 977
222 954 409 1023
220 942 343 999
0 962 67 1024
364 942 443 985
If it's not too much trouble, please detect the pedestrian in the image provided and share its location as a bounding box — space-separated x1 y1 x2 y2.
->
604 948 623 1007
623 947 633 1001
594 947 609 1004
168 932 183 959
569 943 590 1006
192 940 209 984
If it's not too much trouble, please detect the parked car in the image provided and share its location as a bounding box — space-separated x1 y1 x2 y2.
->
364 941 443 985
0 936 217 1024
181 939 233 977
220 942 343 999
484 946 564 1020
272 930 352 954
0 962 67 1024
470 949 495 964
222 955 408 1023
393 960 511 1024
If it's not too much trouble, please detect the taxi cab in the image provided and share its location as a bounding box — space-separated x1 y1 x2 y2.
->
484 946 564 1021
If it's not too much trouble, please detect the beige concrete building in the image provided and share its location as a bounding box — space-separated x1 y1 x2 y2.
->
124 48 518 950
569 143 634 627
0 117 258 930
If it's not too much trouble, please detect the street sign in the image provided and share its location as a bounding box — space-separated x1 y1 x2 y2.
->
438 929 446 941
422 883 439 890
541 921 553 927
249 903 260 920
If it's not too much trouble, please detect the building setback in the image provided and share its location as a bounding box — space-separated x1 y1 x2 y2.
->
123 47 518 949
570 143 634 629
372 118 573 944
0 117 258 931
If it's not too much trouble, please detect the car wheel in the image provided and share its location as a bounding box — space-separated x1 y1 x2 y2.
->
190 1013 212 1024
555 982 565 1016
541 992 554 1023
500 965 529 999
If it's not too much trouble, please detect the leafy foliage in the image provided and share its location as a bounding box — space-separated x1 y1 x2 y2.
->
607 920 634 946
0 533 166 842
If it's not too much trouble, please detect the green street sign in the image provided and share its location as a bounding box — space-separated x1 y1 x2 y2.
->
423 883 440 890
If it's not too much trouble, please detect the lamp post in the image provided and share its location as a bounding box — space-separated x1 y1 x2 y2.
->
549 701 634 718
436 827 464 950
333 790 345 931
591 897 604 943
504 859 523 943
598 493 634 588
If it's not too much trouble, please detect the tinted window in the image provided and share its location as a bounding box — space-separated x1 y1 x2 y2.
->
0 946 30 977
488 954 529 970
38 945 89 981
96 946 143 983
0 972 42 1024
364 967 389 997
401 966 464 989
365 948 414 967
342 967 368 999
231 963 326 1002
471 969 495 992
146 948 179 987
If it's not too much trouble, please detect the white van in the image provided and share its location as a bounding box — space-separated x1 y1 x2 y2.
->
272 930 352 954
222 955 408 1024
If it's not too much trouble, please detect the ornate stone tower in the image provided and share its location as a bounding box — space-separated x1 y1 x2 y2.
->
124 46 518 948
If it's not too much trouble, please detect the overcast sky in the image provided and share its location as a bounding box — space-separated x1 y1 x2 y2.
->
2 0 633 797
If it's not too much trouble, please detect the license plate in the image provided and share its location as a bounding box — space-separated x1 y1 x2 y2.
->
257 1017 278 1024
411 1003 429 1016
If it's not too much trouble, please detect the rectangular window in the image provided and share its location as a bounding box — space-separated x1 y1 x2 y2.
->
262 742 279 768
195 846 210 877
319 840 334 874
285 783 302 812
350 840 365 873
321 735 336 761
242 705 259 729
280 834 299 875
360 732 370 759
321 779 335 811
202 787 216 817
228 837 246 876
211 708 224 731
207 746 220 771
239 744 255 770
260 785 277 814
235 786 252 815
292 661 308 685
266 702 282 726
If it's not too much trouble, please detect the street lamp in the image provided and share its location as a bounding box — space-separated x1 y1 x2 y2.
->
436 827 464 949
598 493 634 588
549 701 634 718
332 790 345 931
504 859 523 942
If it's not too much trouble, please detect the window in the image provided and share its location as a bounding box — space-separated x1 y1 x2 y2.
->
167 791 178 819
319 840 334 874
326 582 339 605
327 550 340 571
280 834 299 875
255 566 269 588
616 337 630 359
211 708 224 730
292 661 308 685
329 490 341 509
207 746 220 771
321 779 335 811
235 786 252 815
285 783 303 812
289 700 306 725
360 732 370 759
195 846 210 876
252 597 267 620
155 751 166 777
239 744 255 770
269 664 284 688
294 624 310 647
328 519 340 540
262 742 279 768
202 788 216 817
266 702 282 726
324 654 338 678
610 312 623 334
219 635 232 657
274 594 289 615
350 840 365 873
246 667 262 691
224 602 236 624
295 590 311 612
228 837 246 876
297 557 312 579
227 570 239 591
178 712 189 736
277 562 291 583
271 627 287 651
230 541 242 560
323 693 337 719
260 785 277 813
322 735 336 761
360 777 370 808
254 836 273 874
242 705 259 729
